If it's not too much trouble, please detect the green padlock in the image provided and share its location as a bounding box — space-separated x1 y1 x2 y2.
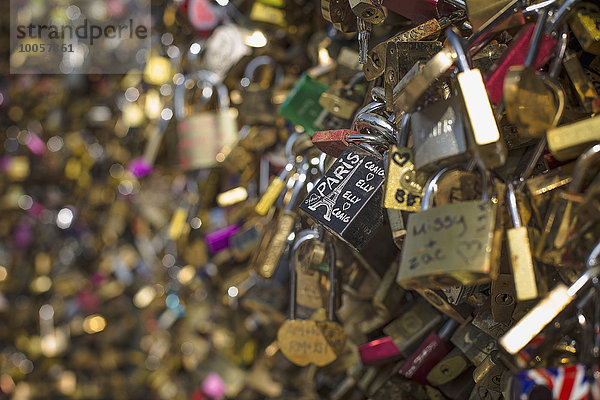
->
278 73 328 136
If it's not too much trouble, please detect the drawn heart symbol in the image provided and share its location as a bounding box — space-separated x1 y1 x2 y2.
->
366 173 374 181
342 202 351 211
456 240 483 262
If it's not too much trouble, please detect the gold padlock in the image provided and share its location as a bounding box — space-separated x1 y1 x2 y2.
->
397 166 502 289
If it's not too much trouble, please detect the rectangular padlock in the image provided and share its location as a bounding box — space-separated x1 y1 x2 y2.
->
278 73 328 135
300 144 385 250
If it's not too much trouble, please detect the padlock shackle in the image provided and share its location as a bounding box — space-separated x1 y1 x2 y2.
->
284 162 309 212
353 113 397 146
421 166 491 211
446 28 470 73
549 25 568 79
174 70 228 120
243 55 284 87
524 8 550 68
346 133 389 149
506 182 522 228
289 230 320 320
327 239 337 322
569 144 600 194
398 112 410 148
546 0 583 34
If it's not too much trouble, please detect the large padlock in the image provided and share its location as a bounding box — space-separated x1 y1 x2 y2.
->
174 70 238 171
238 56 284 126
277 238 346 366
397 166 502 289
300 144 386 251
535 144 600 269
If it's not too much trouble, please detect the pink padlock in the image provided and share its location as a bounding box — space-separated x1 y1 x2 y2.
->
485 23 557 104
358 336 404 366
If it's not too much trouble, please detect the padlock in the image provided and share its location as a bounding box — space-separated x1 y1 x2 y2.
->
500 247 600 358
382 301 444 356
502 10 567 138
563 49 600 114
383 113 429 211
238 56 284 126
505 182 544 302
471 305 510 340
451 318 499 366
278 73 329 135
254 133 309 216
569 1 600 56
319 76 365 121
399 319 458 384
471 351 509 397
249 0 287 27
251 162 309 278
410 96 470 172
385 41 444 110
363 10 465 81
426 347 471 386
446 28 507 169
300 144 385 250
311 129 388 158
277 237 346 367
485 21 558 104
321 0 358 33
357 336 404 365
398 167 502 289
547 115 600 162
536 144 600 269
174 70 238 171
292 229 326 312
525 162 575 228
348 0 386 24
393 0 529 114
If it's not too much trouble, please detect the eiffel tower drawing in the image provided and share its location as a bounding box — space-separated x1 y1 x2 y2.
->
306 158 363 222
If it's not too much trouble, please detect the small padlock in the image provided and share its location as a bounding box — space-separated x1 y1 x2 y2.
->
426 347 470 387
451 318 499 366
278 73 329 135
410 96 470 172
300 144 385 251
349 0 386 24
563 48 600 114
398 166 502 289
252 162 309 279
321 0 358 33
500 247 600 358
277 238 346 366
382 301 444 356
485 21 557 104
447 28 507 169
505 182 544 301
383 113 429 211
174 70 238 171
238 56 284 126
399 319 458 384
569 1 600 55
547 115 600 162
536 144 600 269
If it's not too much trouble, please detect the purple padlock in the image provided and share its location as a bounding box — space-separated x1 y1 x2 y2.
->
205 225 240 253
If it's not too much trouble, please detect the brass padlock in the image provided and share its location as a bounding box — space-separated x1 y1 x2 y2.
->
277 239 346 366
174 70 238 171
397 166 502 289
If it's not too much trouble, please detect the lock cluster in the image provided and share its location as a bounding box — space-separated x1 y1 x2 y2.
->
3 0 600 398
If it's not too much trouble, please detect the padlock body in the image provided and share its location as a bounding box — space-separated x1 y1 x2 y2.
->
547 115 600 161
279 74 328 135
398 200 500 289
300 145 385 250
383 146 427 211
177 109 238 170
411 97 469 172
